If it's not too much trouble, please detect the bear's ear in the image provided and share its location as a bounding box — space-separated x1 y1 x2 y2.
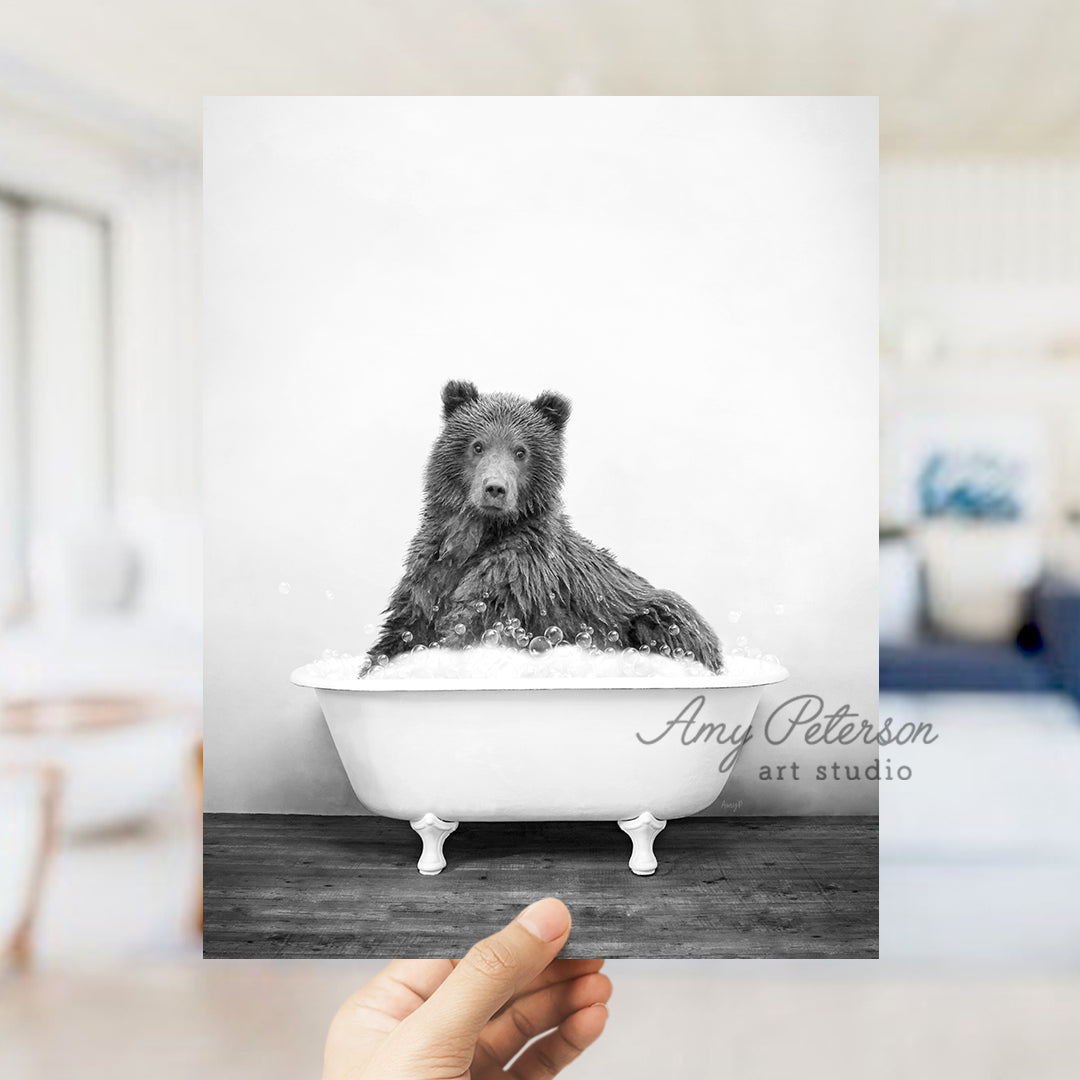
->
441 380 480 419
532 390 571 433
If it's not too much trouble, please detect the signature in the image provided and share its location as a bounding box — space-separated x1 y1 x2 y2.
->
636 693 936 773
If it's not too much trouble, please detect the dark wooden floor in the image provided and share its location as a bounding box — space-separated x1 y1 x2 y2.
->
203 814 877 959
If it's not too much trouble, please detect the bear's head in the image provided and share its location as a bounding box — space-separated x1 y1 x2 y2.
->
424 380 571 522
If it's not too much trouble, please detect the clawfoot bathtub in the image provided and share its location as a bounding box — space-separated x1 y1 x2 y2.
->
292 657 788 875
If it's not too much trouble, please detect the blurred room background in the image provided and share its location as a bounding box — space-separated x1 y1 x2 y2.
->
878 162 1080 965
2 1 1079 1078
0 17 202 978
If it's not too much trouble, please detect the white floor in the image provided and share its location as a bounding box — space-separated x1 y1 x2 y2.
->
880 691 1080 966
4 961 1080 1080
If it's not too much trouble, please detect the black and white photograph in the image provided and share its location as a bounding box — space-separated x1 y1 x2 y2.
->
202 96 879 959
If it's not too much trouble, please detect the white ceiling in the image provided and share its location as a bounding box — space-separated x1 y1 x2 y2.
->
0 0 1078 157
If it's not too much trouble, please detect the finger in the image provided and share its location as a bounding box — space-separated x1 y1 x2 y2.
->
490 958 605 1018
508 1003 609 1080
401 897 571 1052
478 971 612 1065
344 960 455 1031
509 1004 609 1079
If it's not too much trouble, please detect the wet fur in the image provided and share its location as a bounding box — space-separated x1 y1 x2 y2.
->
368 382 722 671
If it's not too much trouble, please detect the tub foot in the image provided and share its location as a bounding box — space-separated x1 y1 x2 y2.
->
410 813 458 875
618 811 667 876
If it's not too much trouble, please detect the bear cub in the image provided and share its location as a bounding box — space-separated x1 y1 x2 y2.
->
367 380 722 671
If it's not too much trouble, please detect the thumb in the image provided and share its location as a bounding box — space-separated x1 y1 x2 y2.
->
401 897 571 1055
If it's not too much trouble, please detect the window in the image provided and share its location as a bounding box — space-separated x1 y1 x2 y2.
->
0 191 112 622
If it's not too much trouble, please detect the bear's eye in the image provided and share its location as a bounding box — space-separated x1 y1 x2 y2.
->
472 441 484 455
514 446 527 461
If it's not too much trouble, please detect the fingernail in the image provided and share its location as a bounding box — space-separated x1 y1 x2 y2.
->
517 897 570 942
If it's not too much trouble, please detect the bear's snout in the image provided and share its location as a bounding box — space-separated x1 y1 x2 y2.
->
479 474 512 509
470 457 518 514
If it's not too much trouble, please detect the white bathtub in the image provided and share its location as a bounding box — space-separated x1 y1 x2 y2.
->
292 656 788 875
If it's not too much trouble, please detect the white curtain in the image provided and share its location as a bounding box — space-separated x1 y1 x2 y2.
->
0 201 20 621
0 198 112 624
24 207 110 533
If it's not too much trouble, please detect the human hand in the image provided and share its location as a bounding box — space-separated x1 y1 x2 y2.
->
324 897 610 1079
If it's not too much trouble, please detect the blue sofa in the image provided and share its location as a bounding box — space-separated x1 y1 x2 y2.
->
880 577 1080 699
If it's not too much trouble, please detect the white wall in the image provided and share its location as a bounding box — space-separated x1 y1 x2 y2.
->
881 160 1080 540
204 97 879 815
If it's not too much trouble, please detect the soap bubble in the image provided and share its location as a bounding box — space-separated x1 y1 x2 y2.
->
639 645 651 654
540 608 547 616
454 623 466 636
358 656 373 677
549 591 556 601
596 594 604 603
482 590 491 599
728 611 742 623
411 644 427 653
674 648 685 658
544 626 564 646
670 624 680 635
575 631 592 649
622 647 637 656
433 604 440 613
376 654 389 667
604 647 616 655
474 600 486 612
606 630 619 643
401 630 413 644
528 636 551 656
494 621 504 631
278 582 292 595
482 629 500 647
660 645 672 657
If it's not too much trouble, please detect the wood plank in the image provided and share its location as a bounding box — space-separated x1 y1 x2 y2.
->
203 814 877 959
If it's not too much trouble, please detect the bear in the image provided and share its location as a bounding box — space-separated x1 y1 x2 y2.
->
365 380 722 672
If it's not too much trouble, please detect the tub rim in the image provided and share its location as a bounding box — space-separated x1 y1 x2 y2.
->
291 655 790 693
